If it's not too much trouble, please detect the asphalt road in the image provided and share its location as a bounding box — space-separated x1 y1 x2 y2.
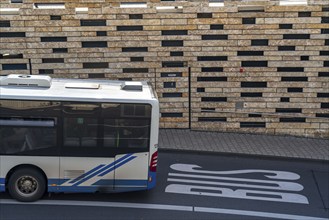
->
1 151 328 220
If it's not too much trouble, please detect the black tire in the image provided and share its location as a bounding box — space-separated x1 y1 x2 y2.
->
8 168 46 202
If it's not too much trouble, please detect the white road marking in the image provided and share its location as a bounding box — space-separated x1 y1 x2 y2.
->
166 164 309 204
170 164 300 180
168 172 304 191
165 184 309 204
194 207 328 220
0 199 192 212
0 199 327 220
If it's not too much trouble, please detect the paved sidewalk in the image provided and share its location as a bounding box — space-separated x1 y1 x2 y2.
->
158 129 329 161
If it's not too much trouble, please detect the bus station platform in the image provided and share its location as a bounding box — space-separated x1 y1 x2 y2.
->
158 129 329 161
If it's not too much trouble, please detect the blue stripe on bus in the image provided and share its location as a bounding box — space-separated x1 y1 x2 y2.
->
49 184 148 193
113 186 148 193
54 186 148 193
48 179 68 185
72 154 134 186
70 160 117 186
0 178 5 192
69 164 105 184
93 179 147 186
98 155 136 177
71 154 130 186
115 179 147 186
97 154 135 177
49 186 104 193
91 179 113 186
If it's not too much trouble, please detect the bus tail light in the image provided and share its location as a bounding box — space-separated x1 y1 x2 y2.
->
150 151 158 172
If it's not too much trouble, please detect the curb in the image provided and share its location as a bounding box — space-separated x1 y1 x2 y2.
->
158 148 329 163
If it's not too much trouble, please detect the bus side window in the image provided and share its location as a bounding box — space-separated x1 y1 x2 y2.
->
103 119 117 148
0 124 56 155
63 117 97 148
0 127 28 154
115 119 150 149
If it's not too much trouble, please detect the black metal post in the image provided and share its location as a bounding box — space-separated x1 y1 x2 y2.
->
188 67 191 129
29 58 32 75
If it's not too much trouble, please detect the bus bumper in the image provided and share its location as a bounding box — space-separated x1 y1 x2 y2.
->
147 171 156 189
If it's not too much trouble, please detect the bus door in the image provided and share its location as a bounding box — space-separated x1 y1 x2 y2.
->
111 118 150 191
59 103 115 192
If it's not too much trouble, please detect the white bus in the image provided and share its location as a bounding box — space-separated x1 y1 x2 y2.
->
0 74 159 202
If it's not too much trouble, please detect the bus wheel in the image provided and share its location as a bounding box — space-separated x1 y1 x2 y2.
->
8 168 46 202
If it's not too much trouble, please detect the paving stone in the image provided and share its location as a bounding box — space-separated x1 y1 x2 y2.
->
159 129 329 161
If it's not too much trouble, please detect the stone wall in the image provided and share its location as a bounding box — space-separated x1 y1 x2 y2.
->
1 0 328 138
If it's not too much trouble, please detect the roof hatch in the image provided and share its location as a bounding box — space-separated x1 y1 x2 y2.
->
0 74 52 88
65 83 100 89
121 81 143 91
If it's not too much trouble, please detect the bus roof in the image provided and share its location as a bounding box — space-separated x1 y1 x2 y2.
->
0 75 157 103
